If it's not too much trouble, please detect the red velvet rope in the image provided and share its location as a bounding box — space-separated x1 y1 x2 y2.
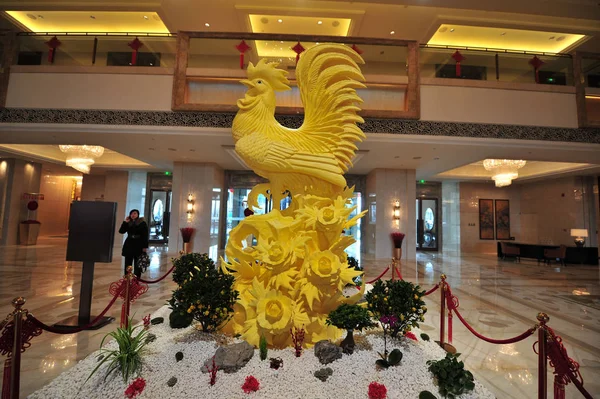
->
394 265 403 280
424 283 440 296
137 264 176 284
451 306 535 344
365 266 390 284
26 285 123 334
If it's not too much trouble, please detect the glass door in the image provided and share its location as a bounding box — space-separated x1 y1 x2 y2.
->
149 189 171 243
416 198 438 251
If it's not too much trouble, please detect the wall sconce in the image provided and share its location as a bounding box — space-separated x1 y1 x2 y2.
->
186 193 194 218
393 200 401 220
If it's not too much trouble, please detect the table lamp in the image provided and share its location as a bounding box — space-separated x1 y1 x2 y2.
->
570 229 588 247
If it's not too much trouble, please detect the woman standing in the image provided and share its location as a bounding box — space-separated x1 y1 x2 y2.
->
119 209 149 279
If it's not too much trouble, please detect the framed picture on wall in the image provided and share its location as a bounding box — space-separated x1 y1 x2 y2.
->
495 199 511 240
479 199 494 240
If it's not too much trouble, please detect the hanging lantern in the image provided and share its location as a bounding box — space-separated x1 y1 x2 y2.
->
351 44 363 55
45 36 61 64
529 55 545 84
451 50 465 78
128 37 144 66
235 40 251 69
292 41 305 64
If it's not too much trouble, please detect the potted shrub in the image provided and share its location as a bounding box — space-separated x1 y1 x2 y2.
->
326 303 376 354
20 200 41 245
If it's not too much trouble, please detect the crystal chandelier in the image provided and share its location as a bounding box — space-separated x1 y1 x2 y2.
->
483 159 526 187
58 145 105 174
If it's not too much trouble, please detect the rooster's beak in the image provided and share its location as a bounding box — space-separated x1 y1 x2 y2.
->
240 79 255 89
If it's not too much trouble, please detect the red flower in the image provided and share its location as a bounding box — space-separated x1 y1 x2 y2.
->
368 381 387 399
124 378 146 399
405 331 418 341
242 375 260 393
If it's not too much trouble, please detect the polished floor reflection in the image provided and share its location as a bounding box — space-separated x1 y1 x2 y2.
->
0 238 598 398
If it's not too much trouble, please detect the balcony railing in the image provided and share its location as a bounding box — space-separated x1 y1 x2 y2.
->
0 31 597 126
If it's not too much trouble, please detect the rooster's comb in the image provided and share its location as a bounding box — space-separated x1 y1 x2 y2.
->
247 59 291 91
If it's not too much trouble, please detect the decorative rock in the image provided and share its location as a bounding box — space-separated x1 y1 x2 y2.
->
145 333 157 344
151 317 164 325
201 341 254 373
314 367 333 382
175 351 184 362
167 376 178 387
314 340 342 365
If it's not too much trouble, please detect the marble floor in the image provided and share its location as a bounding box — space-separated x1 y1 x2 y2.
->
0 238 599 398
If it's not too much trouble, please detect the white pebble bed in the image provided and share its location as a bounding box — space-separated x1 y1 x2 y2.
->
29 306 494 399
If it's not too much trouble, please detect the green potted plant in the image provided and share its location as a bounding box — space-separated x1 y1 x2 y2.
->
19 200 41 245
426 353 475 398
326 304 376 354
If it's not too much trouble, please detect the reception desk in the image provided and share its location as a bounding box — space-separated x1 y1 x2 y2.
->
497 242 599 266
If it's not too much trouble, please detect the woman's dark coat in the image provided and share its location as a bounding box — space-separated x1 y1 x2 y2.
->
119 218 149 257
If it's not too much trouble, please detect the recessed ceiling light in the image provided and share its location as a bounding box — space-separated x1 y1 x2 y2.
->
205 23 210 27
450 28 455 32
317 20 323 25
143 15 149 20
90 15 96 19
278 19 283 23
500 32 506 36
557 36 565 42
26 13 37 20
394 156 400 159
37 14 44 19
332 20 340 27
261 17 269 24
413 156 422 160
549 36 555 40
390 30 395 35
168 148 177 151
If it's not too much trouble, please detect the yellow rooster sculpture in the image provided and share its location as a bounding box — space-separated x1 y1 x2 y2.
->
223 43 368 348
232 43 366 208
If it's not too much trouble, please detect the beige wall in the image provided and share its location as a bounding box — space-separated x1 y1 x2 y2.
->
6 73 173 111
459 176 596 253
37 175 81 237
421 85 578 128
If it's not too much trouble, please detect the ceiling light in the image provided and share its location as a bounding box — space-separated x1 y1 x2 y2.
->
317 20 323 25
390 30 395 35
37 15 44 19
90 15 96 19
450 28 455 32
483 159 526 187
500 32 506 36
205 22 210 27
549 36 555 40
278 19 283 23
143 15 149 20
332 20 340 27
26 13 36 20
261 17 269 24
59 145 104 174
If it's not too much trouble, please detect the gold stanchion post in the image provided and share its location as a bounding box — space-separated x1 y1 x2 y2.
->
9 297 25 399
438 274 446 349
537 312 549 399
123 266 133 328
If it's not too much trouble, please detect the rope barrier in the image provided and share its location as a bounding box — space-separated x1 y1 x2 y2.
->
365 266 390 284
137 264 176 284
423 283 440 296
26 284 123 335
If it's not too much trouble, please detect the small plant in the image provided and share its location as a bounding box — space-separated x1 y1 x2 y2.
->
290 326 305 357
420 333 430 341
326 304 376 354
365 279 427 338
347 256 362 286
242 375 260 393
124 377 146 399
427 353 475 398
419 391 438 399
207 355 218 386
269 357 283 370
87 318 149 383
375 315 403 369
368 381 388 399
168 253 239 332
259 335 268 361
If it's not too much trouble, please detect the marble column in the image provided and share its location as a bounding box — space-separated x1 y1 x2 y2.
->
442 181 461 256
365 168 417 260
0 159 42 246
169 163 225 258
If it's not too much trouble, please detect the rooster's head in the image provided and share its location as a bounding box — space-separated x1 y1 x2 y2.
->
237 59 290 111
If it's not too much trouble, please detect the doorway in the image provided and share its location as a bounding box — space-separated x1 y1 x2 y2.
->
149 189 171 243
416 198 438 251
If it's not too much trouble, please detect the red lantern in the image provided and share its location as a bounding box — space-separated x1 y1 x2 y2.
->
128 37 144 66
292 41 305 64
451 50 465 78
45 36 61 64
529 55 545 84
235 40 251 69
351 44 363 55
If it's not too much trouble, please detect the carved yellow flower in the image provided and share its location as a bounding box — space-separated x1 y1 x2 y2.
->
256 291 293 333
307 250 342 281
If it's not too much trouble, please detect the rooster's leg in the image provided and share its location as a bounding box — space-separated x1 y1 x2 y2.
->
247 183 271 210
